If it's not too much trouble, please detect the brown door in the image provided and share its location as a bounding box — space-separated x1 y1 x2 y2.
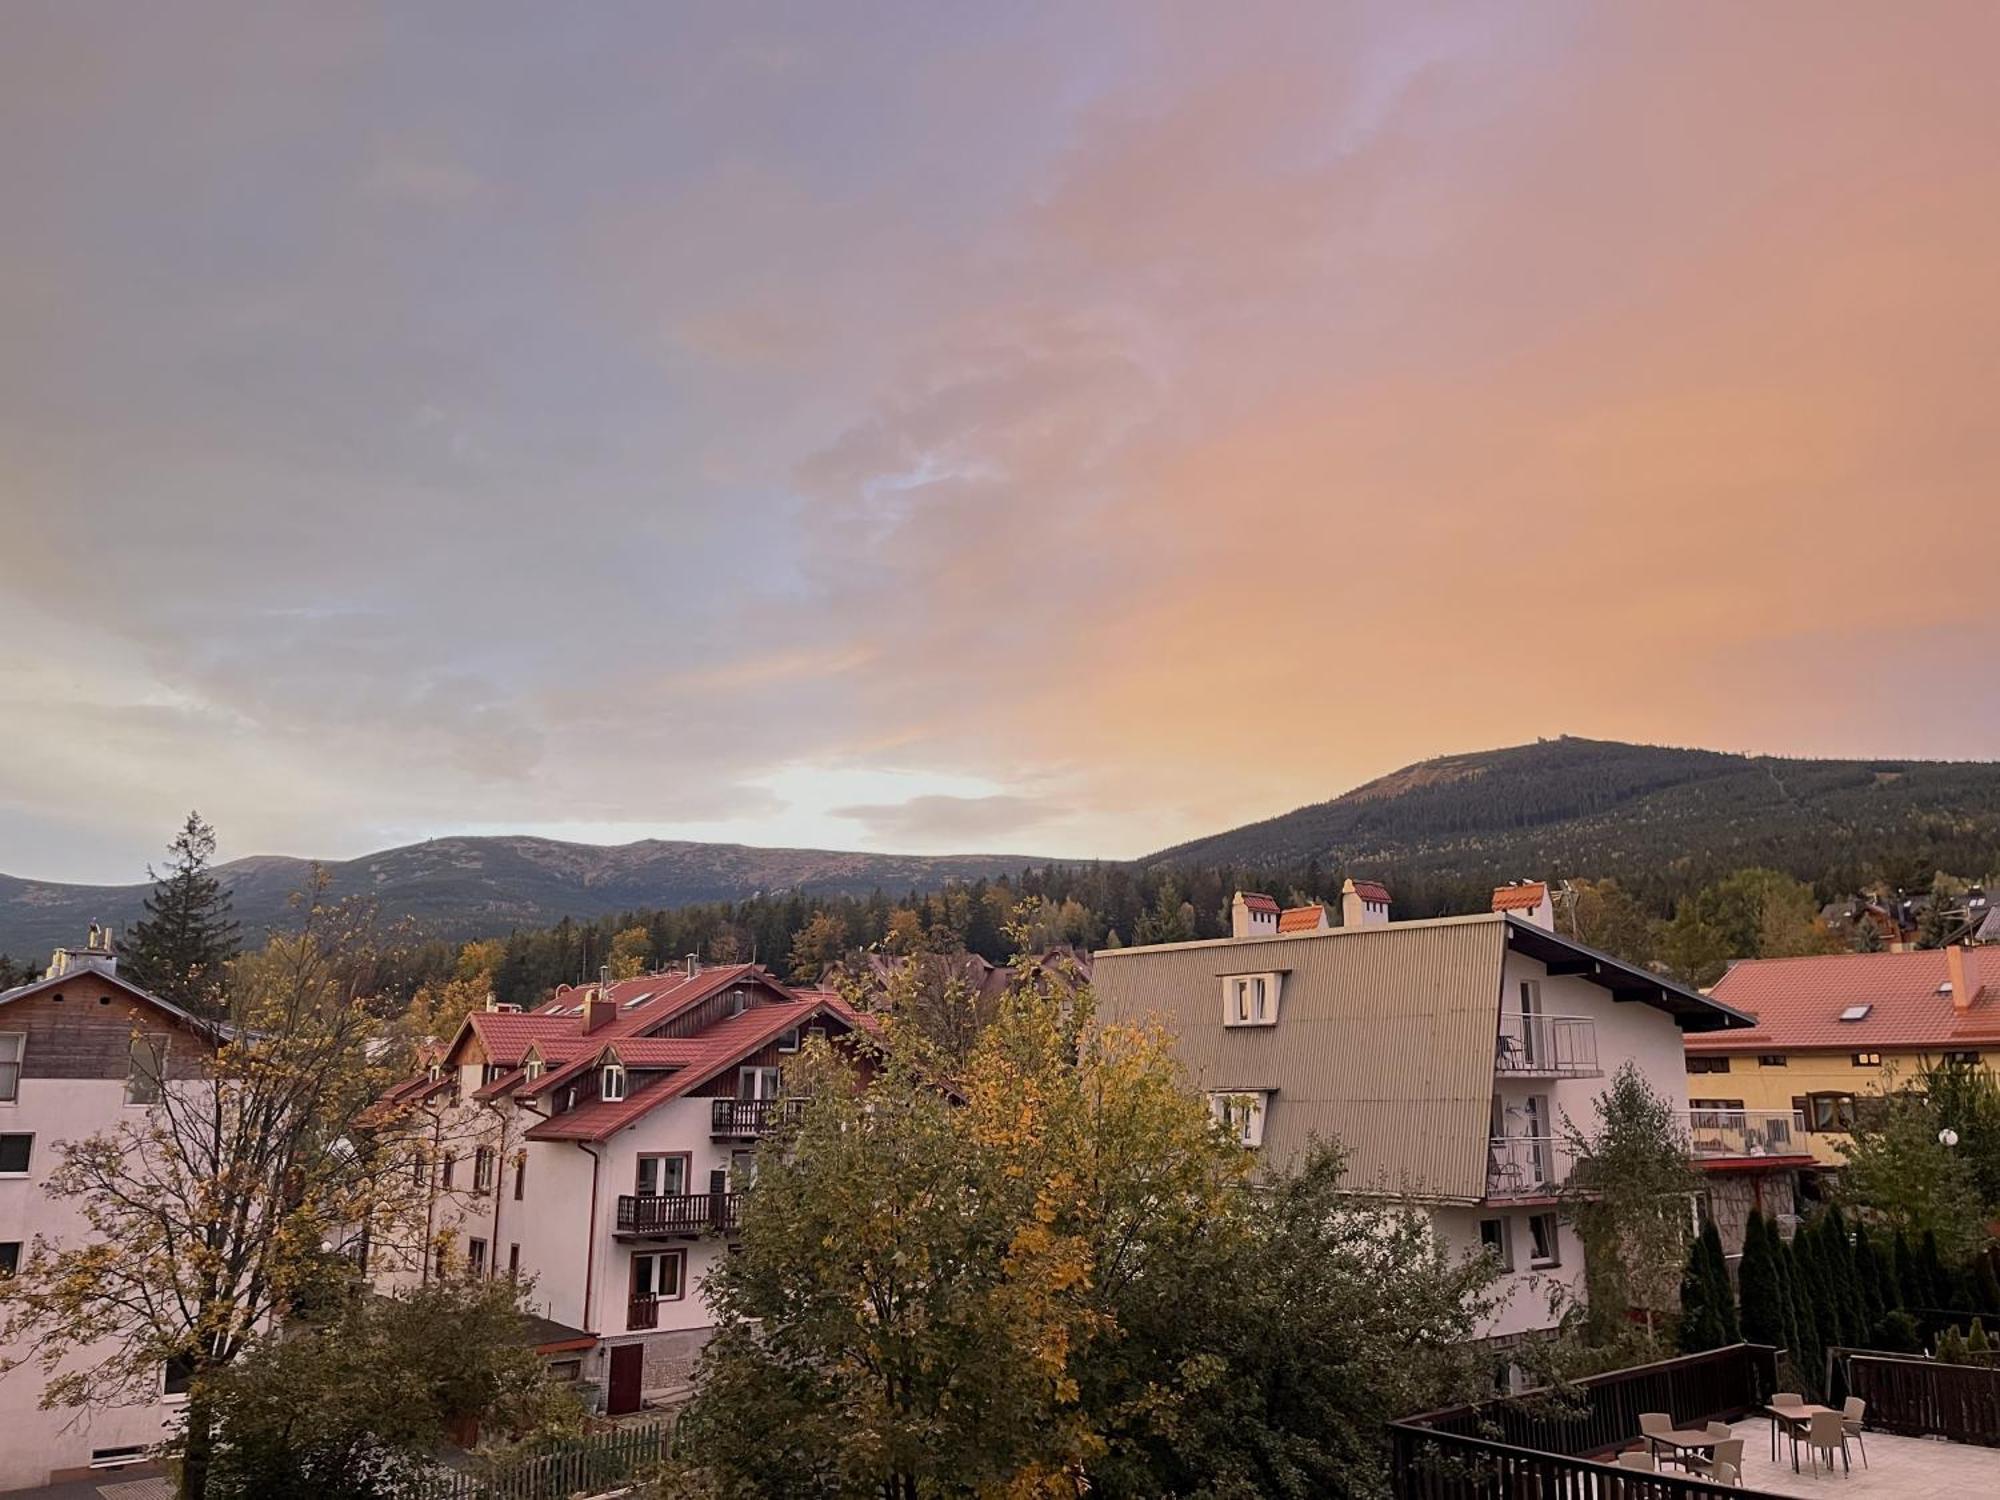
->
606 1343 643 1415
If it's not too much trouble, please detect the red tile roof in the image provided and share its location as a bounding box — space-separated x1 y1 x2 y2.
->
451 964 788 1067
1238 892 1281 915
1686 948 2000 1052
1491 883 1548 913
1277 904 1327 933
1347 879 1392 905
526 997 850 1142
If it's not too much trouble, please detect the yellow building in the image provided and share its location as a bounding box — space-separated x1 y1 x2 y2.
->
1685 944 2000 1169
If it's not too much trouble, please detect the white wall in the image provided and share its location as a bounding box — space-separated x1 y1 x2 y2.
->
0 1077 188 1491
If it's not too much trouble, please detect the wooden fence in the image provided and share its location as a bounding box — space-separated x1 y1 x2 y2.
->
1404 1343 1780 1460
1389 1423 1787 1500
1828 1348 2000 1448
412 1422 673 1500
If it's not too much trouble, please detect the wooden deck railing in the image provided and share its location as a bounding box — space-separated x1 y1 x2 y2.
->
1389 1422 1785 1499
1829 1347 2000 1447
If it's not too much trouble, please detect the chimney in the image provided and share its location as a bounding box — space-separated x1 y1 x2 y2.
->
1229 891 1280 940
1340 878 1391 928
583 988 617 1033
1948 944 1971 1013
685 952 699 979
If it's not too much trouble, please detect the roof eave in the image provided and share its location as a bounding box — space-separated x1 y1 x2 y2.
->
1501 917 1756 1031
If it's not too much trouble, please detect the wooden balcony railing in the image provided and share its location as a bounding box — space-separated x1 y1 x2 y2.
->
710 1097 805 1137
626 1294 659 1331
615 1192 741 1237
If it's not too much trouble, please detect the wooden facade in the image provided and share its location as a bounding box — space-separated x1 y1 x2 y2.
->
0 983 207 1082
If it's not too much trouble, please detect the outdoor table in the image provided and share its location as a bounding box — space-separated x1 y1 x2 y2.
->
1765 1404 1834 1472
1645 1428 1718 1470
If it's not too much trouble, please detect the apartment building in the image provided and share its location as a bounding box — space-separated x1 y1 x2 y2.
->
1683 944 2000 1177
373 960 864 1417
0 933 217 1491
1093 880 1753 1351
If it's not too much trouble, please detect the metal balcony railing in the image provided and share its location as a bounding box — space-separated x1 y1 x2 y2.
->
1486 1135 1567 1199
615 1192 742 1237
1494 1013 1601 1077
1682 1108 1809 1159
710 1097 805 1137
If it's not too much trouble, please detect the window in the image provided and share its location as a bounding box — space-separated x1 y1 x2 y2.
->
631 1249 685 1304
90 1447 149 1470
427 1062 444 1083
473 1147 494 1193
777 1027 802 1054
514 1151 527 1201
602 1064 627 1102
468 1238 488 1276
1686 1056 1731 1074
1528 1212 1561 1268
636 1154 689 1198
1221 972 1280 1028
441 1152 456 1190
1479 1217 1514 1271
163 1352 196 1399
508 1243 521 1279
1689 1098 1746 1115
1207 1090 1269 1148
1946 1051 1981 1066
1853 1052 1883 1068
548 1358 582 1381
0 1033 22 1102
523 1057 544 1082
412 1149 428 1188
0 1241 19 1277
0 1133 31 1175
1838 1004 1873 1022
125 1036 164 1105
1758 1054 1788 1068
738 1065 781 1100
1802 1093 1857 1133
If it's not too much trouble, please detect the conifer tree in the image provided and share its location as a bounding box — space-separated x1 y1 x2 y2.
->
1702 1217 1740 1344
1851 1221 1888 1334
1969 1318 1992 1356
1976 1253 2000 1317
1678 1234 1724 1353
1893 1228 1922 1310
1738 1214 1789 1350
124 812 239 1015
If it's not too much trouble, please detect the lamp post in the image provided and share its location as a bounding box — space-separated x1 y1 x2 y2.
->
1940 1127 1961 1149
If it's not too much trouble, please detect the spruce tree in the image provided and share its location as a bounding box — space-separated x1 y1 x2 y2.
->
1702 1218 1740 1343
1919 1230 1951 1310
1851 1222 1888 1334
124 812 239 1015
1738 1214 1788 1349
1678 1233 1719 1352
1893 1228 1922 1310
1779 1228 1824 1397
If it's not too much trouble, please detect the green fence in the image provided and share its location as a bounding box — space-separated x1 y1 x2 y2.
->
415 1422 672 1500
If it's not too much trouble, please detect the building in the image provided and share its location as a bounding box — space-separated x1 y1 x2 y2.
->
1683 945 2000 1183
0 932 218 1490
1092 882 1753 1355
370 959 868 1417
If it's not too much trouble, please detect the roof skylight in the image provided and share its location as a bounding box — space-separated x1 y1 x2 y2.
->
623 991 653 1009
1838 1004 1872 1022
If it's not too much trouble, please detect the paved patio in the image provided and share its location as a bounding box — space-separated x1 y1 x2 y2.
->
1709 1416 2000 1498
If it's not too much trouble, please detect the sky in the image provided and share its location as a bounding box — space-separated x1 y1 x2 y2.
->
4 3 2000 884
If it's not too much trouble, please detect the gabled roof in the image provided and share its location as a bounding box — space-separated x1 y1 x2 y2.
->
446 964 789 1068
525 995 860 1142
1277 904 1326 933
1346 879 1392 905
1237 891 1281 915
0 962 220 1044
1686 947 2000 1052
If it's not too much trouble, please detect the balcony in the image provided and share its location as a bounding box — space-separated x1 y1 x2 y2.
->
1486 1135 1567 1200
1683 1107 1809 1161
1494 1013 1600 1079
615 1191 742 1238
627 1294 659 1331
710 1097 805 1138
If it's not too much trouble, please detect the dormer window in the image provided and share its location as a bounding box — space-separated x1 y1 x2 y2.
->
602 1065 627 1102
1208 1090 1270 1147
426 1062 443 1084
522 1058 543 1082
1221 972 1280 1027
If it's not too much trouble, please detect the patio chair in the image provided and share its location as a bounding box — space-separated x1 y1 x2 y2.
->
1842 1396 1868 1468
1705 1420 1734 1438
1616 1450 1656 1470
1711 1460 1740 1487
1805 1409 1850 1476
1638 1412 1675 1468
1689 1437 1744 1484
1772 1391 1803 1407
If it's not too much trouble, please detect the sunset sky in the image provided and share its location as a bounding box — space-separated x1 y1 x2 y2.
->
5 3 1999 884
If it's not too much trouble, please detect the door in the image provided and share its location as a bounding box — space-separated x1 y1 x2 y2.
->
606 1343 644 1416
1517 981 1542 1067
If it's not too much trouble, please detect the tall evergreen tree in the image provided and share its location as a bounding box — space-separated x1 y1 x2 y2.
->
1737 1214 1788 1350
1851 1221 1889 1334
1677 1234 1725 1353
1702 1217 1740 1344
1893 1228 1922 1310
124 812 239 1015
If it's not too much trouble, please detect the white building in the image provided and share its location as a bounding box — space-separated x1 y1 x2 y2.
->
1092 882 1754 1357
0 934 217 1491
372 960 865 1416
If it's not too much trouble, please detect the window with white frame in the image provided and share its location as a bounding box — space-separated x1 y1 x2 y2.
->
522 1056 544 1082
1207 1090 1269 1147
0 1133 33 1175
0 1033 22 1103
631 1249 685 1304
1528 1212 1561 1268
1479 1216 1513 1272
777 1027 802 1053
125 1036 164 1106
1220 973 1280 1028
602 1064 627 1102
473 1147 495 1193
